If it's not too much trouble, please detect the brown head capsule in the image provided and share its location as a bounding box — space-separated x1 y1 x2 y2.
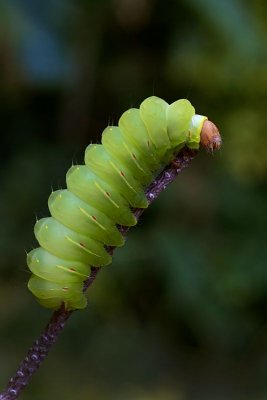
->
200 120 222 153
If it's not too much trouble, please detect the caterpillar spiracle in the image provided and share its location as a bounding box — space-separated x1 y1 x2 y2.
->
27 96 221 310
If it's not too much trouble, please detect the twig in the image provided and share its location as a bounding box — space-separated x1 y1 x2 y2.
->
0 147 198 400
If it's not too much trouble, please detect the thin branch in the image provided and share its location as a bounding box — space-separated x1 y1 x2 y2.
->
0 147 197 400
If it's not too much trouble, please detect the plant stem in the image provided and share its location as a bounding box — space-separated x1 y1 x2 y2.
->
0 147 197 400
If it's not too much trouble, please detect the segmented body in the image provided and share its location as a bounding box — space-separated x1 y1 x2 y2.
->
27 96 207 310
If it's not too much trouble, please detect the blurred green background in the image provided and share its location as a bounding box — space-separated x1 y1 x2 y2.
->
1 0 267 399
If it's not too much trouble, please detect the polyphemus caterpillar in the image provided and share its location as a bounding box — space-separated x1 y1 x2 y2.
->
27 96 220 310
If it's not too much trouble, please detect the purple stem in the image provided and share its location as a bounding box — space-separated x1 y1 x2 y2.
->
0 147 197 400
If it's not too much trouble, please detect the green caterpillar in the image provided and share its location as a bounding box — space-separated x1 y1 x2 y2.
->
27 96 216 310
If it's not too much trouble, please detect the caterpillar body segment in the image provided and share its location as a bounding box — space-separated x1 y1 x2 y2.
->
66 165 137 226
48 189 124 246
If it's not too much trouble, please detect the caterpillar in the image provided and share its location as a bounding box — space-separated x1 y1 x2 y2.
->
27 96 220 310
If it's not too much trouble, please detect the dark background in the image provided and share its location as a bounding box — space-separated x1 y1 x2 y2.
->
1 0 267 399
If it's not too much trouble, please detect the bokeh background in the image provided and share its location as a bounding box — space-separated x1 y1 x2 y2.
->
1 0 267 399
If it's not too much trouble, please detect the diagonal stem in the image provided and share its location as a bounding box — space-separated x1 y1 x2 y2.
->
0 147 197 400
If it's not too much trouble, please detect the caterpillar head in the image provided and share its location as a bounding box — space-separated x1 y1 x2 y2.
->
200 120 222 153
